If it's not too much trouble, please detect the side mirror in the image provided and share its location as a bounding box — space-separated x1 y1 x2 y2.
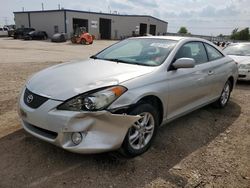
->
172 58 195 69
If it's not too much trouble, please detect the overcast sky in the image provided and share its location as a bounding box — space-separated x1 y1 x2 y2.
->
1 0 250 36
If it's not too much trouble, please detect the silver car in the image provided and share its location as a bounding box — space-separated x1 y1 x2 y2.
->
223 42 250 81
18 36 238 157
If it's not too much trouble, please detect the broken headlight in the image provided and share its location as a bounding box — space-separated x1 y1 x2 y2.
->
57 86 127 111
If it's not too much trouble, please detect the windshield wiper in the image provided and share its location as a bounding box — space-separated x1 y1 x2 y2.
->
105 58 154 66
104 58 130 63
90 55 98 59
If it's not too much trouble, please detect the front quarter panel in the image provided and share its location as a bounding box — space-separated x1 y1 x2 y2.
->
108 69 168 121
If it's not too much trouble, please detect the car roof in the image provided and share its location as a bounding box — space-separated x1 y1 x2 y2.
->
228 42 250 45
134 36 212 43
136 36 187 41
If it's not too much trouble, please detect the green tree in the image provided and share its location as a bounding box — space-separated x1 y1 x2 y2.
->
231 27 249 40
178 27 188 34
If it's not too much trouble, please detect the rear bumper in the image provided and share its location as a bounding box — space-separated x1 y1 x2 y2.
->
18 89 140 154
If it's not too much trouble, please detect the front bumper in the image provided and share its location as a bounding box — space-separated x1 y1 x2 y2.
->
18 89 140 154
238 69 250 81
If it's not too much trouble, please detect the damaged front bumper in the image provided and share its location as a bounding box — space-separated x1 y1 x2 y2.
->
18 91 140 154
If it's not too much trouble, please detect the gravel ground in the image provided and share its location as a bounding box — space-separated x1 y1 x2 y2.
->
0 38 249 188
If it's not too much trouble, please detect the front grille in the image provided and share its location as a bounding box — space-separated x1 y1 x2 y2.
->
25 122 58 140
239 74 246 78
24 88 49 109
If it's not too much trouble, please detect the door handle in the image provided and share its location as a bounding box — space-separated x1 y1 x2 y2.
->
208 70 214 75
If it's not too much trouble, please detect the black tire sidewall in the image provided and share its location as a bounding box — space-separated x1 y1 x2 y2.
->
122 103 159 157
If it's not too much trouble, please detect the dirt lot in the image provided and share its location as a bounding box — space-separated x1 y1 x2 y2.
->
0 38 249 188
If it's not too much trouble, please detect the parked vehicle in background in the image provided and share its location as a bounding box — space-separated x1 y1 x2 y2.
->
223 43 250 81
13 28 35 39
18 36 238 157
5 24 16 37
71 27 94 45
24 31 48 40
0 27 8 37
51 33 67 42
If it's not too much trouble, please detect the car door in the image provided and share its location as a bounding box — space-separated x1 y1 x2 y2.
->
166 41 212 120
203 43 227 99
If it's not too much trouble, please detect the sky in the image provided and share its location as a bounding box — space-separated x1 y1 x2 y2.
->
1 0 250 36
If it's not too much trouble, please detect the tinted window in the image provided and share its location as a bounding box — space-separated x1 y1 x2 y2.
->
0 28 3 31
205 43 224 61
175 42 208 64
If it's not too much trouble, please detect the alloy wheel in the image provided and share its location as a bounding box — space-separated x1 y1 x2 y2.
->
128 112 155 150
221 83 230 105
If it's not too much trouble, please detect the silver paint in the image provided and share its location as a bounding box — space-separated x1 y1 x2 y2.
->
18 36 238 153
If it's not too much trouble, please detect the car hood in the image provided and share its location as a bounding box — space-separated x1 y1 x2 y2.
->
26 59 156 100
228 55 250 65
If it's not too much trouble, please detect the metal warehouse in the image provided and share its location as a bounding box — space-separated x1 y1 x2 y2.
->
14 9 168 39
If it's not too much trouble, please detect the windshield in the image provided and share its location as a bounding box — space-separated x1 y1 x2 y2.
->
92 38 177 66
223 44 250 56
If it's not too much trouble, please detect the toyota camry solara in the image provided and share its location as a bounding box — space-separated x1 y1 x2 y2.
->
18 36 238 157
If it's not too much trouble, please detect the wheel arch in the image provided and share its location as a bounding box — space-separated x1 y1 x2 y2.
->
135 95 164 125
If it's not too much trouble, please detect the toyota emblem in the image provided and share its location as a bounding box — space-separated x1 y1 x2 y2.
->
27 94 34 103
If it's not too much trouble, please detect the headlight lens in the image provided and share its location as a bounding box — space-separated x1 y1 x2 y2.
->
239 64 250 69
57 86 127 111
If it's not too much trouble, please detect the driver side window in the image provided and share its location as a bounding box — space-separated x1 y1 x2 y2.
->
175 42 208 64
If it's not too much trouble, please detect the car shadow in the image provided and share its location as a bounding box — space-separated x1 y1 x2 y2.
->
0 101 241 188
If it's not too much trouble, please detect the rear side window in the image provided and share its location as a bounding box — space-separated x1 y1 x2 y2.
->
204 43 224 61
175 42 208 64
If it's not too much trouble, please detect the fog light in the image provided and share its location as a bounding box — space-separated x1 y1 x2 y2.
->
71 132 82 145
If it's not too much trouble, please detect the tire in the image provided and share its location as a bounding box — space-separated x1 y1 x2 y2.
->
71 37 76 43
81 38 86 45
213 80 232 108
121 103 159 157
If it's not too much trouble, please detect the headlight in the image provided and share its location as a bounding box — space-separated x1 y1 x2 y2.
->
57 86 127 111
239 64 250 69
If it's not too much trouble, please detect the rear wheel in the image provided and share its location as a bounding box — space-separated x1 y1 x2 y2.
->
121 103 159 157
213 80 232 108
81 38 87 45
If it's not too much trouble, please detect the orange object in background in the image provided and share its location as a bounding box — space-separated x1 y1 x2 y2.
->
71 27 94 45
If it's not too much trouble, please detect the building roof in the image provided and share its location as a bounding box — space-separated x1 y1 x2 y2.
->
13 9 168 24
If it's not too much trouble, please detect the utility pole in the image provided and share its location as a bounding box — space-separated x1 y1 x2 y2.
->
58 4 60 10
42 3 44 11
22 7 24 12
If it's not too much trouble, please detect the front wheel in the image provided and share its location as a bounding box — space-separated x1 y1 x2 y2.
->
121 103 159 157
213 80 232 108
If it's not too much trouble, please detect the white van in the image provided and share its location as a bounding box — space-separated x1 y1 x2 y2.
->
0 27 8 37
